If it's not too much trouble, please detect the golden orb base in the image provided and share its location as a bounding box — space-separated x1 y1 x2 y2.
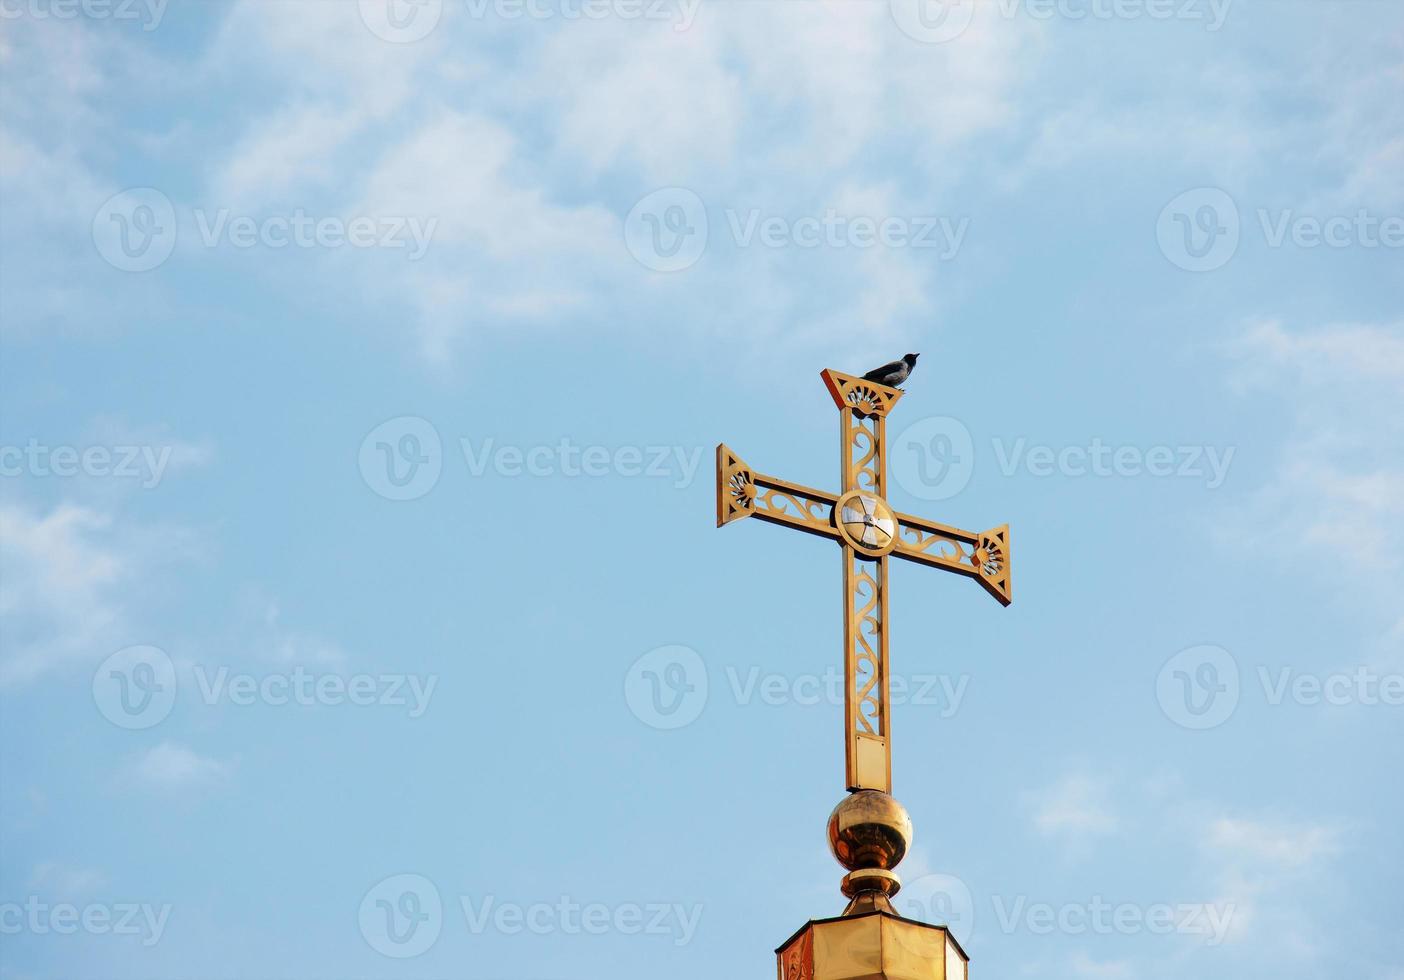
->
776 910 969 980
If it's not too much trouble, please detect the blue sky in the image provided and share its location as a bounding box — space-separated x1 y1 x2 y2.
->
1 1 1402 978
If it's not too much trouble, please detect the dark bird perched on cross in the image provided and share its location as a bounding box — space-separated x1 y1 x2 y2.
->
862 353 919 388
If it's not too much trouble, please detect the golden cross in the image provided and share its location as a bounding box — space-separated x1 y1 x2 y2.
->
716 369 1010 797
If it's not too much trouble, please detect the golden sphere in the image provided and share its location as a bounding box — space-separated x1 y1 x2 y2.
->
827 790 912 872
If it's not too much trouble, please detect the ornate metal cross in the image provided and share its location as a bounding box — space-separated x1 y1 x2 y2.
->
716 369 1010 796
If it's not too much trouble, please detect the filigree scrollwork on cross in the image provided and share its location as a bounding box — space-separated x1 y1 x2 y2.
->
756 484 830 528
850 559 885 739
715 445 840 542
821 368 905 419
972 524 1011 605
896 524 973 566
715 444 755 526
844 412 883 495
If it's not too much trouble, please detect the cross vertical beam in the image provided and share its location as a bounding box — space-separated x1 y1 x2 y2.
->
834 375 897 793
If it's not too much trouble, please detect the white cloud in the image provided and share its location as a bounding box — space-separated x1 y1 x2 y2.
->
1198 813 1343 950
1207 816 1341 870
28 862 107 898
130 741 231 789
0 17 181 336
0 500 200 686
346 110 622 362
1233 319 1404 385
542 21 742 182
43 0 1030 362
233 587 347 666
0 503 125 685
1031 773 1119 840
1070 952 1131 978
1222 320 1404 641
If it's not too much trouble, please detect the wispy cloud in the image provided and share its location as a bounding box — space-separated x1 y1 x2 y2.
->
129 741 231 790
1221 319 1404 642
1199 813 1343 950
1030 773 1119 844
28 862 107 898
1070 952 1132 978
0 500 201 686
1207 816 1341 870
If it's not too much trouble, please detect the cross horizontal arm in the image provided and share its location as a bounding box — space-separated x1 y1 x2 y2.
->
717 444 840 543
894 513 1011 606
718 444 1012 606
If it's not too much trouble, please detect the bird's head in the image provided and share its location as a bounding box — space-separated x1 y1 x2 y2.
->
904 353 920 365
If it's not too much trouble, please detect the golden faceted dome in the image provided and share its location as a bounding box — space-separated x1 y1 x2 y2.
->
827 790 912 872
